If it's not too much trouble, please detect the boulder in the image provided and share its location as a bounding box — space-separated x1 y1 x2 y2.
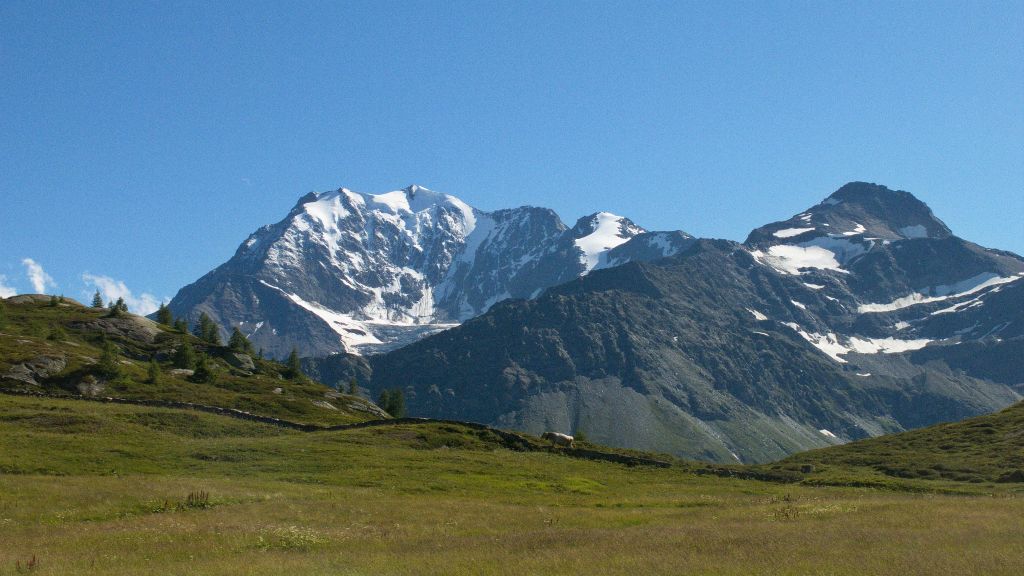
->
225 353 255 372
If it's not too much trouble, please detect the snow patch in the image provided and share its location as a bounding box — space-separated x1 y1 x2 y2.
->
751 245 845 275
819 429 837 438
841 222 866 236
773 227 816 238
574 212 642 271
747 308 768 321
790 300 807 311
803 283 825 290
857 273 1022 313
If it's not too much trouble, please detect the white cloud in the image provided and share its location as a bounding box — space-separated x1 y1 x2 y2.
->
82 273 164 315
22 258 56 293
0 275 16 298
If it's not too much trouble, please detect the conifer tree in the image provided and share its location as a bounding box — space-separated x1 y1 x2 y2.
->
348 377 358 395
156 303 173 326
376 389 405 417
389 389 405 418
147 359 161 384
192 354 215 384
107 297 129 318
377 389 392 413
285 347 303 380
91 291 104 308
173 339 197 370
194 312 221 345
173 318 188 333
96 338 120 378
48 295 59 307
228 327 252 353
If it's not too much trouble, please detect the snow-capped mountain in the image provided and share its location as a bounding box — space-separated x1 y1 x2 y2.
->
166 185 694 357
744 182 1024 362
307 182 1024 463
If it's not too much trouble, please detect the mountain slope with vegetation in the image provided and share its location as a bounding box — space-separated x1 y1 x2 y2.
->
0 294 386 425
774 399 1024 486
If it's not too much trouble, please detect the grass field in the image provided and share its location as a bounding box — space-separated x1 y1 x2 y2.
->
2 394 1022 575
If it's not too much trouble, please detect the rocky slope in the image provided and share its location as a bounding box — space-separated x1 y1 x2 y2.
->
308 183 1024 463
166 185 693 358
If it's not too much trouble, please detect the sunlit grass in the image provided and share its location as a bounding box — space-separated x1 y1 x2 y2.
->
1 395 1022 575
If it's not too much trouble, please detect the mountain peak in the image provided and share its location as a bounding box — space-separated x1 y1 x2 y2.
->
571 212 646 271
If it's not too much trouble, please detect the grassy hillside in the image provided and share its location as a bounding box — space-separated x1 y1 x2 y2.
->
768 400 1024 486
0 295 384 425
1 393 1023 575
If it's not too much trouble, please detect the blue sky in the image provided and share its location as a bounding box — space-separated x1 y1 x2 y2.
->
1 1 1022 312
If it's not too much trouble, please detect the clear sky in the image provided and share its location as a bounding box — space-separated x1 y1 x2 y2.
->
2 1 1022 312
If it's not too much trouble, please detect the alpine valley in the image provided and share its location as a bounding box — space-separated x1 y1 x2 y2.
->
167 182 1024 463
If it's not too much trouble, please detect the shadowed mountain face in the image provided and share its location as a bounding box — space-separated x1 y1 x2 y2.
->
166 185 693 358
308 183 1024 463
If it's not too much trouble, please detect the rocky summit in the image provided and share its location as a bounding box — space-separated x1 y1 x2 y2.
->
305 183 1024 463
166 185 694 358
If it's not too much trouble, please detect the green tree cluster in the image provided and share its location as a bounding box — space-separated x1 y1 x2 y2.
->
193 313 222 345
107 297 129 318
91 291 104 308
377 389 406 418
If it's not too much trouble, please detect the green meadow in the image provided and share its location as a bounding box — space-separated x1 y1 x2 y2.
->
1 394 1022 576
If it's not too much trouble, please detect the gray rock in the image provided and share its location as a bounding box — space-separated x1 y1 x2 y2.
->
3 354 67 385
225 352 255 371
70 315 162 344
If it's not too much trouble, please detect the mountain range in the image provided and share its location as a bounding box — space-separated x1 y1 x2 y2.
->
167 185 693 358
167 182 1024 462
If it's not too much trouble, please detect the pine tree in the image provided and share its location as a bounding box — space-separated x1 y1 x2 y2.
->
228 327 252 353
347 377 358 395
377 390 392 414
91 291 104 308
96 338 120 378
156 303 173 326
194 312 221 345
192 354 215 384
48 295 59 307
147 359 161 384
173 339 197 370
389 389 405 418
285 347 303 380
173 318 188 333
108 297 129 318
377 389 405 417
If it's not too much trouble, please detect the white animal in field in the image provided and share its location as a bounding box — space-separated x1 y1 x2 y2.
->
542 432 575 448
